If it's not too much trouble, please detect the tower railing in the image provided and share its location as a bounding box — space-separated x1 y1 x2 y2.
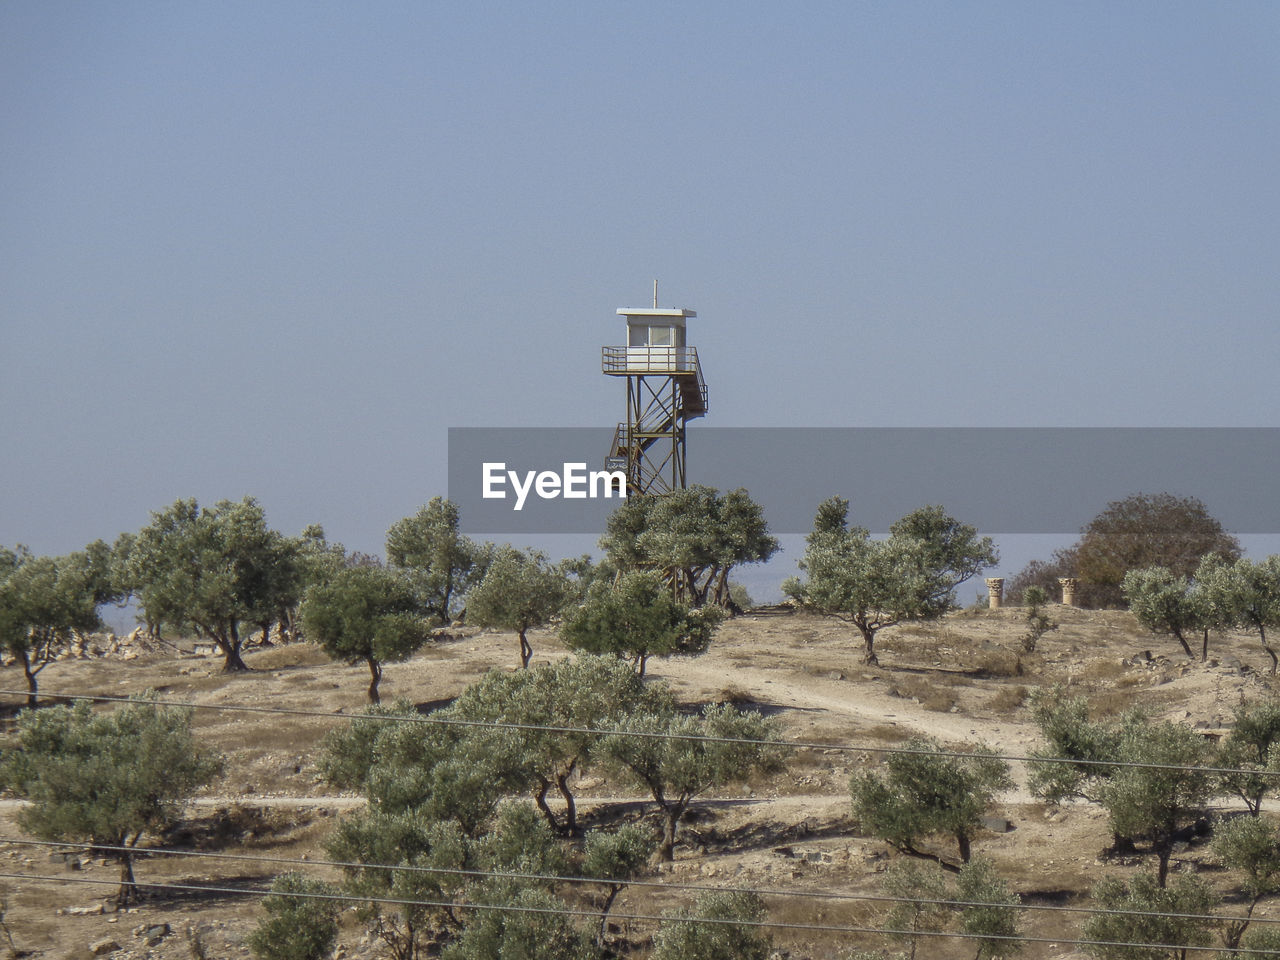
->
601 345 706 416
601 344 699 375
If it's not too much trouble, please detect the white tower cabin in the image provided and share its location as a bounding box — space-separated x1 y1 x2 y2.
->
602 305 708 495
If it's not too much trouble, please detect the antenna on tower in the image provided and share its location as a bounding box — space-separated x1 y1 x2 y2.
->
653 280 658 308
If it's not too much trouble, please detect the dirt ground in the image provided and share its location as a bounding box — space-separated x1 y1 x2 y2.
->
0 603 1276 960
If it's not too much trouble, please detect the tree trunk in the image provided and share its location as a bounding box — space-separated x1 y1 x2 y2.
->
1171 627 1193 659
894 841 962 873
957 832 972 864
1260 623 1277 675
116 851 139 906
518 628 532 669
636 652 649 677
1156 840 1172 888
658 805 682 861
218 625 250 673
556 769 578 836
858 622 879 666
367 658 382 704
1223 897 1261 952
1201 628 1210 662
597 884 621 948
533 777 561 834
21 651 38 709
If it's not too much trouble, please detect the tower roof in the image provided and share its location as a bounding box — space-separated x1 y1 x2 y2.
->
616 307 696 320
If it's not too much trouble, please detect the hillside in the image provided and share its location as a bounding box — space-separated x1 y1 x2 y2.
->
0 604 1274 960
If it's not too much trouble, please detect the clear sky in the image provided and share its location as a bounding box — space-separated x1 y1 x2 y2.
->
3 2 1278 598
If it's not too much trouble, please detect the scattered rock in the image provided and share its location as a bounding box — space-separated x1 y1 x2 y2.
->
89 938 121 955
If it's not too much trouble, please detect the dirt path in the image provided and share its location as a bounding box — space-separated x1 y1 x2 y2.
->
650 653 1044 802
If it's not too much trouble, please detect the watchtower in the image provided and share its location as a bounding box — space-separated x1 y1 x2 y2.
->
602 300 708 495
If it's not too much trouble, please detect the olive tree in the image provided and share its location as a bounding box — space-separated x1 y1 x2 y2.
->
880 859 950 960
322 699 526 837
784 500 996 665
385 498 489 624
0 696 223 904
851 737 1012 868
0 547 113 706
580 825 655 947
1081 873 1215 960
1029 690 1212 886
1027 688 1125 808
439 885 600 960
325 809 470 960
1196 554 1280 675
649 890 772 960
446 656 669 835
955 858 1023 960
598 486 779 608
125 497 300 671
248 873 340 960
877 858 1021 960
467 547 573 668
601 703 785 861
1211 814 1280 952
560 570 724 675
301 565 430 702
1218 698 1280 816
1122 567 1209 660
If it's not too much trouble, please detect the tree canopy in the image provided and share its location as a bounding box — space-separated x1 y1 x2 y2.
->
1011 492 1241 609
850 737 1012 868
0 544 122 705
785 500 997 665
301 565 430 702
1122 567 1209 660
0 696 223 904
649 890 772 960
601 703 784 860
560 569 723 675
248 873 341 960
1195 554 1280 674
467 547 574 668
385 498 489 624
123 497 301 671
1075 493 1241 596
598 486 778 608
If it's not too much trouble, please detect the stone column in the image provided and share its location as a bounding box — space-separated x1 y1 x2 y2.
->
985 578 1004 609
1058 577 1078 607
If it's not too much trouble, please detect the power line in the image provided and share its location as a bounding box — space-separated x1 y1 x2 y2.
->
8 837 1278 928
1 687 1270 780
0 869 1257 955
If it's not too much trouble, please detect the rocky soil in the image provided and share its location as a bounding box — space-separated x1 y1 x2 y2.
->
0 603 1275 959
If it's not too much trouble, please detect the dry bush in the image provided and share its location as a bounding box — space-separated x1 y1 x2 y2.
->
985 684 1029 714
971 647 1023 678
1079 658 1129 683
245 643 333 671
859 724 914 745
717 685 757 706
887 674 957 713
